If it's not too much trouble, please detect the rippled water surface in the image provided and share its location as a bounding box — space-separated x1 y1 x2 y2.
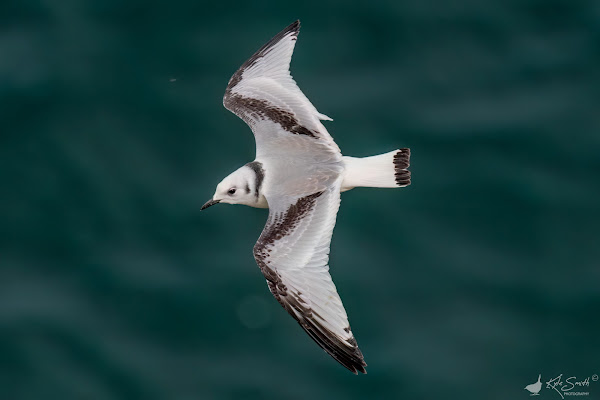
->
2 1 599 399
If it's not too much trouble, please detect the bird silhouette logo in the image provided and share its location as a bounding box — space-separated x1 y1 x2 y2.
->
525 374 542 396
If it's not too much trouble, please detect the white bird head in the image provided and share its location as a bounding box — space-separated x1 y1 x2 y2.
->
202 163 265 210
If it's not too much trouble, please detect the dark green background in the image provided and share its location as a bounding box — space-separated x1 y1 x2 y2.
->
2 0 599 399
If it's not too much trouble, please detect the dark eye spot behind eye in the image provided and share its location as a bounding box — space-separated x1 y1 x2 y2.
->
245 184 250 194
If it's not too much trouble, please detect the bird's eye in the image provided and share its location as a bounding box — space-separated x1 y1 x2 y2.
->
228 188 236 195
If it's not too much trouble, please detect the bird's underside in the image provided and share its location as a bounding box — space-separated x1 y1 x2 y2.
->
222 20 368 374
219 20 410 374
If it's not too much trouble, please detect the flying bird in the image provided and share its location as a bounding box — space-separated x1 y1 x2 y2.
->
202 20 411 374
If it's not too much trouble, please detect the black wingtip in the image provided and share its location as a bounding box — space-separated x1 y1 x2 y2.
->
290 20 300 31
351 361 368 375
298 318 368 375
345 359 368 375
224 19 302 92
282 20 300 38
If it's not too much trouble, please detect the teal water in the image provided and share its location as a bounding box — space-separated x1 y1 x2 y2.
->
1 1 599 399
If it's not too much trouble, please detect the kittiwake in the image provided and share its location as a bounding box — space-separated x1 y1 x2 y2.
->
202 20 411 374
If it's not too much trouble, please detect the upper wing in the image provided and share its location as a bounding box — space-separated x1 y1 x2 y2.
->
253 178 367 374
223 20 341 159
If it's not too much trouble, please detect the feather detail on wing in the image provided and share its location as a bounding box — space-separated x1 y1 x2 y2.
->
223 20 341 158
253 180 367 374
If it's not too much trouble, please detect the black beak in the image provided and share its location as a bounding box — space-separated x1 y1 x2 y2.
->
201 199 220 211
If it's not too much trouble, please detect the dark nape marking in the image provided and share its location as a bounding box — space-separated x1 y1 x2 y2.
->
225 95 318 138
394 148 411 187
253 191 368 374
245 161 265 198
225 20 300 92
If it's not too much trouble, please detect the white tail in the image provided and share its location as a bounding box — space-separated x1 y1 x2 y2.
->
341 148 411 192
